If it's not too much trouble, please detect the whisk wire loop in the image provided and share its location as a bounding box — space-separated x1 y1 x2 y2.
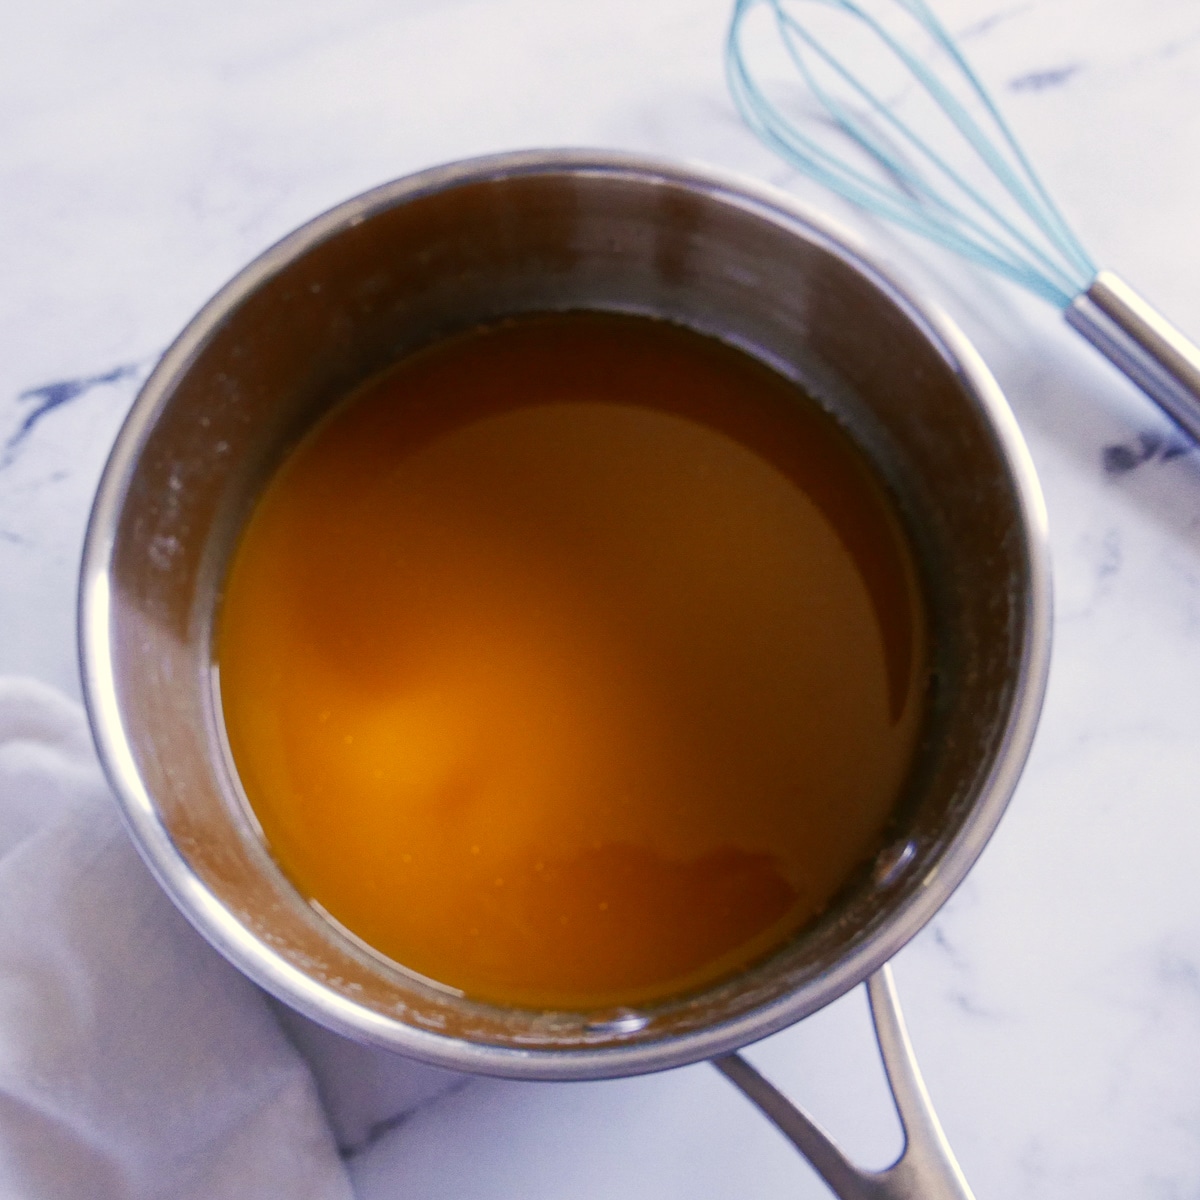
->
726 0 1096 306
768 1 1076 294
907 0 1092 277
728 43 1066 301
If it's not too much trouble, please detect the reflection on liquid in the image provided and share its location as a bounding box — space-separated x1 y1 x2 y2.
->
218 313 928 1009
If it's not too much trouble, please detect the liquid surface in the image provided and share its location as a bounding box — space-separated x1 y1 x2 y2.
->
218 313 927 1010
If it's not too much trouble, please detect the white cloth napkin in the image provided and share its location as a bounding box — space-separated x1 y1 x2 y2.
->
269 1003 466 1156
0 676 356 1199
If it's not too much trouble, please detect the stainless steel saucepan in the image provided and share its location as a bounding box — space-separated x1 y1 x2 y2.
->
80 151 1050 1199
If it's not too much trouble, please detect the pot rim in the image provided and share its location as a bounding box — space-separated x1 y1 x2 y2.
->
78 148 1052 1080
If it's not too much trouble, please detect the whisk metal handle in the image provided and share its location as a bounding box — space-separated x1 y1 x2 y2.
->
1066 270 1200 444
714 965 975 1200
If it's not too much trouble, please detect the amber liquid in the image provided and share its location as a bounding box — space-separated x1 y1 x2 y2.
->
218 312 927 1010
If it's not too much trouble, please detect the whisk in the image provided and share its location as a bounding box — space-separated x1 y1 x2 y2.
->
726 0 1200 444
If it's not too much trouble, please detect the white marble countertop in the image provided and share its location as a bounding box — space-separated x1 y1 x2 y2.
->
5 1 1200 1196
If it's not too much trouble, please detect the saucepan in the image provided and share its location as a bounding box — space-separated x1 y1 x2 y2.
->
79 151 1050 1199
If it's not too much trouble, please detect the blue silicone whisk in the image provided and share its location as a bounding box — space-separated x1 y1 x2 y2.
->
727 0 1200 443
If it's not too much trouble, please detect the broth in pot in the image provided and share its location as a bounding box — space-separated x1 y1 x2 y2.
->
217 311 929 1010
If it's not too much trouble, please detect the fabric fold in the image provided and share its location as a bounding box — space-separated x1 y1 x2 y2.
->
0 676 354 1200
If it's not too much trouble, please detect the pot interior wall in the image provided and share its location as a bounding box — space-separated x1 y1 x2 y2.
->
97 162 1037 1074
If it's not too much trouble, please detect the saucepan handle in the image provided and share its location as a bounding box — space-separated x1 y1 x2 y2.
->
713 965 976 1200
